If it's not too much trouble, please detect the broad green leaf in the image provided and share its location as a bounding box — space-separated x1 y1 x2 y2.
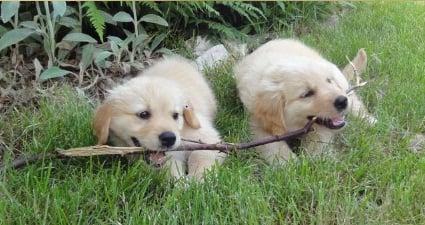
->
20 21 40 30
0 28 34 52
123 34 135 47
113 11 133 23
0 25 7 36
137 23 147 35
139 14 168 27
107 36 124 47
101 11 117 25
62 32 97 43
110 41 119 55
133 34 148 47
52 1 67 18
80 44 95 71
1 2 19 23
39 66 71 81
58 16 80 28
94 51 112 65
150 33 166 51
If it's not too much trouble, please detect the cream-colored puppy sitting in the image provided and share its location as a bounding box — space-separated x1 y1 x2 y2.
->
93 57 225 179
235 39 376 163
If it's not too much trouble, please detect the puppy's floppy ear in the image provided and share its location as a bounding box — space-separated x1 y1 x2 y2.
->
93 103 113 145
183 103 201 129
342 48 367 82
253 91 286 135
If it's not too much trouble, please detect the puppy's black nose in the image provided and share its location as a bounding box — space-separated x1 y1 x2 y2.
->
334 95 348 111
159 131 176 148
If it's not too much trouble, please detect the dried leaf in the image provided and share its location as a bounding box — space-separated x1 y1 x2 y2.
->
33 58 43 80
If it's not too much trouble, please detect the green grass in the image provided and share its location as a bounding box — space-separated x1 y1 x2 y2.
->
1 2 425 224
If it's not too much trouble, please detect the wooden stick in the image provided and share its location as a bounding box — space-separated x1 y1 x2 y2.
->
57 118 316 157
0 153 57 170
1 118 316 170
346 81 367 95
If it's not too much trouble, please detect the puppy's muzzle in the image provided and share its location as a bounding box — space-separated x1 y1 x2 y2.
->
159 131 176 148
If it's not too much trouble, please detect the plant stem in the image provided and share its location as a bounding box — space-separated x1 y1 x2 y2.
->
43 1 56 66
35 2 46 30
132 1 139 37
130 0 138 63
12 6 20 66
78 2 83 30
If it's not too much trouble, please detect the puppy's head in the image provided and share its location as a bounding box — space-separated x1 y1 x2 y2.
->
93 76 200 150
254 57 362 134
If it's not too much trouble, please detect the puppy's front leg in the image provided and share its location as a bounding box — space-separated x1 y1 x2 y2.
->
302 128 335 156
257 142 296 164
188 150 226 180
254 128 296 164
165 152 187 179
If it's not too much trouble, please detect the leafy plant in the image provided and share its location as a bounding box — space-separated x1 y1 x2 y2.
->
82 2 106 42
109 0 168 68
0 1 338 84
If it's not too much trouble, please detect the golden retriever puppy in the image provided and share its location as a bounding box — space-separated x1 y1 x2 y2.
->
235 39 375 163
93 57 225 179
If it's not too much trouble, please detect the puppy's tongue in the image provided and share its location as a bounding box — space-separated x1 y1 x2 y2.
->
331 116 345 126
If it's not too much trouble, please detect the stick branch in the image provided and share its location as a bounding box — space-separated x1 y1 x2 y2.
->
58 118 315 156
345 55 368 95
1 119 316 170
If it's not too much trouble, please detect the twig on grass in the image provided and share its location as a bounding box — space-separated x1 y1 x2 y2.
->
0 152 57 171
346 82 367 95
345 55 368 95
1 118 317 171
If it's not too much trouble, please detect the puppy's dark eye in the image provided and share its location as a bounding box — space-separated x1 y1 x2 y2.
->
301 89 315 98
172 112 179 120
326 78 332 83
137 111 151 119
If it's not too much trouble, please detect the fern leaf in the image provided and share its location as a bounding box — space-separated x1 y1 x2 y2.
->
83 2 105 42
221 2 266 23
206 21 247 40
141 2 162 14
196 2 220 17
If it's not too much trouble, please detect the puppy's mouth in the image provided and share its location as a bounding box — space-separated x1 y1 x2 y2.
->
307 115 346 129
131 136 166 167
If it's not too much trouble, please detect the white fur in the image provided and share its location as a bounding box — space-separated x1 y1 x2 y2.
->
94 57 225 180
235 39 375 163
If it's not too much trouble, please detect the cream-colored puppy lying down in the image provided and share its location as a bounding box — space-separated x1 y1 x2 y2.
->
235 39 376 163
93 57 225 179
